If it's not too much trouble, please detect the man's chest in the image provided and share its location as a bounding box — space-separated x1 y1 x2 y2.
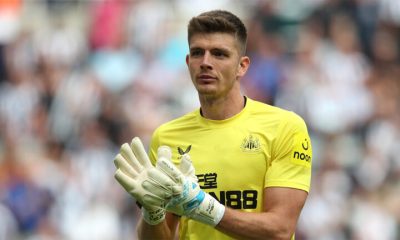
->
162 128 271 211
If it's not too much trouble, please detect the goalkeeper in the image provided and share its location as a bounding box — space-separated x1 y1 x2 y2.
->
114 10 312 240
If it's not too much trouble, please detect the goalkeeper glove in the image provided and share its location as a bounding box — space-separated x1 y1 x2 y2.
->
114 137 180 225
156 153 226 226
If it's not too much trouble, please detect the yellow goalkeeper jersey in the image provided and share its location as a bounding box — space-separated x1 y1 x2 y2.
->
149 97 312 240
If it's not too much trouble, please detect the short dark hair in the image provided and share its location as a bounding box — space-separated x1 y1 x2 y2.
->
187 10 247 55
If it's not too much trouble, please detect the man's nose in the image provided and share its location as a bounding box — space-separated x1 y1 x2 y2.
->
200 52 212 69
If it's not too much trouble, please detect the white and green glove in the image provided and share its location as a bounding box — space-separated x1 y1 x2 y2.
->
114 137 180 225
114 138 225 226
157 153 226 227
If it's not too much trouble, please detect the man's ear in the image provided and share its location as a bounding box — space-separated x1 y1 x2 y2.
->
186 54 189 66
237 56 250 78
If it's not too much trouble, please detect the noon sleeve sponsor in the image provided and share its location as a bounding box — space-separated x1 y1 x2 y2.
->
290 130 312 168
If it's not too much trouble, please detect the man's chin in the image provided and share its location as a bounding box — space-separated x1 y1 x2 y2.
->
196 88 217 96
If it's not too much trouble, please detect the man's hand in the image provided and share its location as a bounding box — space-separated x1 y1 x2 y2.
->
114 138 225 226
156 154 226 226
114 137 180 225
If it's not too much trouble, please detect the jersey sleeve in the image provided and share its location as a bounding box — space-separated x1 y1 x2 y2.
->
265 112 312 192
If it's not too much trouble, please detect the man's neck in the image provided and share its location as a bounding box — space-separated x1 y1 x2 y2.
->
199 94 246 120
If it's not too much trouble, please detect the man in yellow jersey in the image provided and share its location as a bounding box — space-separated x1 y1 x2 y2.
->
114 10 312 240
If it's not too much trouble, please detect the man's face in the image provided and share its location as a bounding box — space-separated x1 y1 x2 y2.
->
186 33 249 99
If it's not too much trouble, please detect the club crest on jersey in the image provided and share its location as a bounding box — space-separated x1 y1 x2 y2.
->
178 145 192 155
241 134 261 152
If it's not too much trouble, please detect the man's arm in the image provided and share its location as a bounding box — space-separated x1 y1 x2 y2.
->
137 187 307 240
216 187 308 240
137 213 180 240
157 153 308 239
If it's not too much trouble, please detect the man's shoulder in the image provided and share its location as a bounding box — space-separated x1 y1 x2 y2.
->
249 98 299 117
248 98 306 126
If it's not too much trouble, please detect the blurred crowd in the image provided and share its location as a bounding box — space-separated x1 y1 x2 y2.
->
0 0 399 239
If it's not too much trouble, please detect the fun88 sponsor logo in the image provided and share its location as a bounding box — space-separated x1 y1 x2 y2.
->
209 190 258 209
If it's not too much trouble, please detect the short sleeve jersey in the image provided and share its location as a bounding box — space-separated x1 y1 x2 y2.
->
149 97 312 240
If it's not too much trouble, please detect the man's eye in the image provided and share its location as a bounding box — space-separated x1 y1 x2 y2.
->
213 51 227 57
191 50 202 56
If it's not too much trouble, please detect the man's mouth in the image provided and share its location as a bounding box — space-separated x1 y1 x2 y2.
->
197 74 216 83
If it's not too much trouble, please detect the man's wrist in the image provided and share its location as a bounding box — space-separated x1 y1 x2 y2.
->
189 192 225 226
142 207 166 225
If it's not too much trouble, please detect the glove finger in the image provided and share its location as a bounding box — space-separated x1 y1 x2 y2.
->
156 157 185 184
157 146 178 180
120 143 144 172
114 168 139 193
147 168 178 190
115 169 166 209
131 137 153 168
157 146 172 162
114 154 139 178
179 154 196 179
